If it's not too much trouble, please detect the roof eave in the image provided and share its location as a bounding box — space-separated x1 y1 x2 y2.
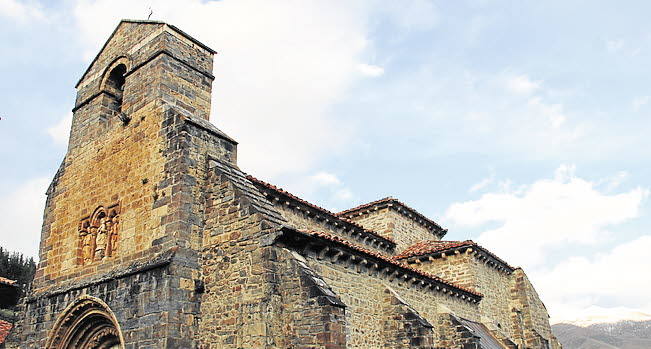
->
275 226 483 302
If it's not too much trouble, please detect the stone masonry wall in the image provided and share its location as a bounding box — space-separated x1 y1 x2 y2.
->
413 252 517 341
348 208 438 252
197 163 355 348
412 252 559 347
198 163 285 348
75 22 214 120
414 251 477 290
473 258 516 341
300 251 481 348
381 288 436 348
273 251 347 348
418 253 516 340
15 253 202 348
431 313 482 349
34 101 169 292
473 258 515 339
511 269 560 348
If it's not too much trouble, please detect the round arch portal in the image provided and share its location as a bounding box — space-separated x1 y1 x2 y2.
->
46 295 124 349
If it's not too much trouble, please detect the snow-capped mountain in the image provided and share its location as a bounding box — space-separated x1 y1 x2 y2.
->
552 316 651 349
557 311 651 327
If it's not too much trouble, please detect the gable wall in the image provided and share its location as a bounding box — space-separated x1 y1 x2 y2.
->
413 252 477 290
348 208 438 253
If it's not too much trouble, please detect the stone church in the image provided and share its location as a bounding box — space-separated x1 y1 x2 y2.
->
8 20 561 348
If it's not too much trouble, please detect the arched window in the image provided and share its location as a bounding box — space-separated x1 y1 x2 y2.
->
104 64 127 113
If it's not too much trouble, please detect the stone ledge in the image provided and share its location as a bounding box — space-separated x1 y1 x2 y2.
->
26 247 178 302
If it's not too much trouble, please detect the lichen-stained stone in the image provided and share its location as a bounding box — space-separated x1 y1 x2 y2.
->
7 19 561 349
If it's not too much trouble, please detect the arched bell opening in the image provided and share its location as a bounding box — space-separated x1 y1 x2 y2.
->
104 64 127 113
46 296 124 349
99 57 131 124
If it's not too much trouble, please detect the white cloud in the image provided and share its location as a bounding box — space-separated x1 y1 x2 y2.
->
606 38 624 53
445 165 648 267
469 174 495 193
504 74 566 129
506 74 540 95
358 63 385 77
306 171 354 203
310 172 342 187
47 112 73 146
0 177 49 259
376 68 584 159
0 0 44 22
599 170 629 191
632 95 650 111
527 96 566 128
334 188 353 201
535 235 651 323
377 0 439 32
283 170 355 207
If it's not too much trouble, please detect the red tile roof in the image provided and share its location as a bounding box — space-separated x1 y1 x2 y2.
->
0 320 13 344
394 240 473 259
337 197 446 237
278 227 483 300
247 175 396 246
0 277 17 286
394 240 514 272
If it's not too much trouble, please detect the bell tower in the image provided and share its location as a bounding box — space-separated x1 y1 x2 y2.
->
16 20 238 348
33 18 224 292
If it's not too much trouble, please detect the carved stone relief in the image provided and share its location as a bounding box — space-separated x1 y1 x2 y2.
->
78 204 120 265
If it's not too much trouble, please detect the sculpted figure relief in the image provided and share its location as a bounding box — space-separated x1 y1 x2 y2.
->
106 211 119 257
78 204 120 265
79 221 95 264
95 216 108 260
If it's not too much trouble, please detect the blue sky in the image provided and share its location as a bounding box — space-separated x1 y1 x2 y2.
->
1 0 650 323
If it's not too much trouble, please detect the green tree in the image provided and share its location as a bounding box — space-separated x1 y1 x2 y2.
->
0 247 36 285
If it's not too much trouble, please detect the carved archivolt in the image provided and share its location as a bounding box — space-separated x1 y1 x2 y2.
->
46 295 124 349
79 204 120 265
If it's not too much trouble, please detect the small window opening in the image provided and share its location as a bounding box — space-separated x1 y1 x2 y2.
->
105 64 127 113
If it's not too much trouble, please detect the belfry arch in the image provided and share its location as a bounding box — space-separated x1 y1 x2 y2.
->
46 296 124 349
100 57 130 117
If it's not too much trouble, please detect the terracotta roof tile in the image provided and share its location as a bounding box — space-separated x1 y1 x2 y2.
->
394 240 473 259
394 240 515 272
247 175 396 246
0 320 13 344
337 197 446 237
279 227 483 300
